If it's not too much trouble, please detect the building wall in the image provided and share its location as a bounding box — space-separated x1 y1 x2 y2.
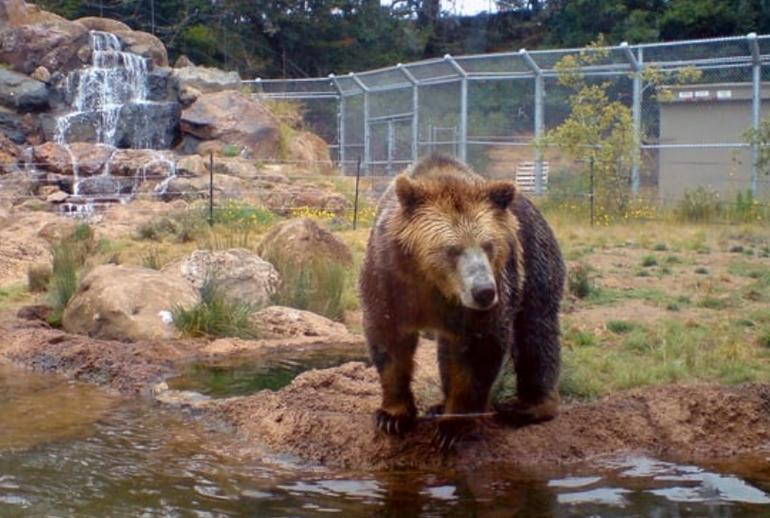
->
658 83 770 202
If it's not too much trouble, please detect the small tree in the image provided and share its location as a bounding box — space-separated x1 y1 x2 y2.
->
543 38 637 217
542 37 702 219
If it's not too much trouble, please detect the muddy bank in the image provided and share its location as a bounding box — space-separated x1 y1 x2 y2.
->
2 319 769 470
0 319 364 394
206 350 770 470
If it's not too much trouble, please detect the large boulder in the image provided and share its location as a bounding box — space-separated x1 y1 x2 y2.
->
31 141 74 175
163 173 245 201
172 65 241 94
0 19 89 75
0 68 49 112
0 0 27 30
286 131 334 175
113 29 168 68
62 264 200 341
257 218 353 267
261 183 350 217
162 248 280 307
68 142 115 176
74 16 131 33
251 305 350 339
180 90 280 159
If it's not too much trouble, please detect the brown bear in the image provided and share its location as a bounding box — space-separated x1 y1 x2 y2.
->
359 153 564 450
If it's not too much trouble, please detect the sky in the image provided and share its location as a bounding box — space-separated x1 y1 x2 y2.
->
446 0 498 16
382 0 498 16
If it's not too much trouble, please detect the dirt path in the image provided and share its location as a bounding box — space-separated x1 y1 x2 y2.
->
3 319 768 471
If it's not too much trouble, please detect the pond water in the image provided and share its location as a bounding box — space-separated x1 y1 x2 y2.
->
2 361 770 517
166 348 371 397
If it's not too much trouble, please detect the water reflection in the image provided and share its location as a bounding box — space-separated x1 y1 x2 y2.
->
2 363 770 516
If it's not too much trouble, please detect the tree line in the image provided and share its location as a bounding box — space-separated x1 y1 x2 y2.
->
36 0 770 78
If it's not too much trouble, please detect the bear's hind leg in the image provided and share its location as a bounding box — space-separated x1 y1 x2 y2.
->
498 311 560 426
369 330 419 435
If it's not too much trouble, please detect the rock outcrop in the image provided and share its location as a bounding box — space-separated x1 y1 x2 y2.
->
62 264 200 341
179 90 280 159
257 218 353 266
0 68 49 112
172 65 241 93
251 306 350 338
162 248 280 307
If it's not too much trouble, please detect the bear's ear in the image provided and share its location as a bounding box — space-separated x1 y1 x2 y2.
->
395 175 426 212
486 181 516 210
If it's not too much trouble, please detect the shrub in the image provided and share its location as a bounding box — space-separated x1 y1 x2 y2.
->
641 254 658 267
27 264 52 293
675 187 722 223
47 224 97 326
172 279 258 338
607 320 638 334
221 144 241 157
567 263 594 299
268 253 348 322
142 247 164 270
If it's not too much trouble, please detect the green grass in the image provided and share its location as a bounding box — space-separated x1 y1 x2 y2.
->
606 319 639 334
585 287 688 309
172 279 258 339
559 319 770 400
0 284 29 309
641 254 658 267
46 224 98 326
268 254 349 322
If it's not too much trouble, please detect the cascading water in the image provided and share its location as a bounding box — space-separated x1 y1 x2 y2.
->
55 31 150 147
51 30 176 215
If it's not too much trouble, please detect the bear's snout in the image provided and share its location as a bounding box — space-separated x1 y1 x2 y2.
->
457 248 498 310
471 283 497 308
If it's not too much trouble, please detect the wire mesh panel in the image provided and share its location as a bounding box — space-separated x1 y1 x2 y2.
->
249 34 770 201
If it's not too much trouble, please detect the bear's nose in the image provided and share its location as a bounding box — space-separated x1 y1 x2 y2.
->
471 284 497 308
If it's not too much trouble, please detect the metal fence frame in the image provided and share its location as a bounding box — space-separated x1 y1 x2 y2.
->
248 33 770 197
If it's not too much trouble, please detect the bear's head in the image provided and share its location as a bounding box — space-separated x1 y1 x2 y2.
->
392 173 518 311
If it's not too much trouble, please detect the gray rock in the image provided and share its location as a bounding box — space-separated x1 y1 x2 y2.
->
0 68 49 112
162 248 280 308
0 105 26 143
172 65 241 93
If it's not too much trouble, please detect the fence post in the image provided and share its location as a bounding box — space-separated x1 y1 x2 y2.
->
398 63 420 164
749 33 761 196
353 157 361 230
589 157 595 227
445 55 468 162
622 42 642 196
208 152 214 226
520 49 544 195
386 119 395 175
349 72 370 175
330 74 346 174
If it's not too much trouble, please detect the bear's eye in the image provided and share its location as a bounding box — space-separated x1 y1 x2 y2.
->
444 245 463 259
481 241 495 255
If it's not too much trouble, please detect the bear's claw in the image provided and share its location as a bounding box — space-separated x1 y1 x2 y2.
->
375 409 414 436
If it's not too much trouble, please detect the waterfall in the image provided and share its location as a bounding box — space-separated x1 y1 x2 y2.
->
54 31 150 147
49 30 177 213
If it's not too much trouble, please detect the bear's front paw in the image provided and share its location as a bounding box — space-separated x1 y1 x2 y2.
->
431 418 475 453
375 408 415 436
426 403 445 417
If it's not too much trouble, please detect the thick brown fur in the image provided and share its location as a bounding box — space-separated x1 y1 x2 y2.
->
360 153 565 449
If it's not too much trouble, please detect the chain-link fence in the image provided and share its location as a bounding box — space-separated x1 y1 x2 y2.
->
249 34 770 203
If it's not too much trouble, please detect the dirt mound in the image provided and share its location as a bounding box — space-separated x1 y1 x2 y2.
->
207 343 770 470
0 320 197 393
